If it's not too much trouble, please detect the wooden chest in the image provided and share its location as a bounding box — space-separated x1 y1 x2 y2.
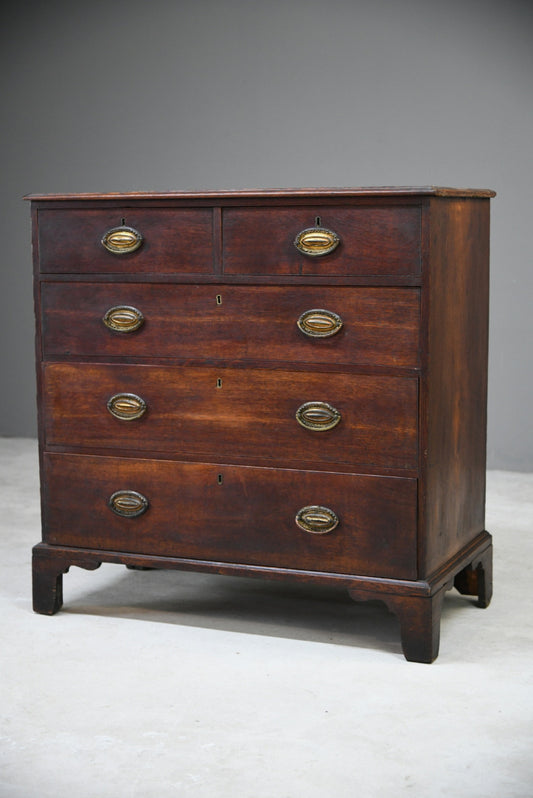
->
28 187 494 662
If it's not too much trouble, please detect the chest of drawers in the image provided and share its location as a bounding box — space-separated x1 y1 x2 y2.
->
28 187 494 662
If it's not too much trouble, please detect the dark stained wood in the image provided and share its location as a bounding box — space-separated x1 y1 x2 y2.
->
32 545 64 614
41 283 420 369
38 272 422 287
453 545 493 608
37 207 214 273
32 532 492 612
25 186 496 202
419 198 491 576
223 205 421 276
348 581 448 662
383 588 447 663
29 187 494 662
32 544 102 615
42 453 418 579
348 535 492 661
32 532 492 662
42 363 418 471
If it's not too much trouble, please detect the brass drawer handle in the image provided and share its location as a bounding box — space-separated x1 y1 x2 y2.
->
108 490 149 518
297 308 343 338
103 305 144 333
101 225 143 254
296 401 341 431
107 393 147 421
294 226 340 257
295 505 339 535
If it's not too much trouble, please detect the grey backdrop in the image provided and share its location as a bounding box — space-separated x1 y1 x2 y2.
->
1 0 532 469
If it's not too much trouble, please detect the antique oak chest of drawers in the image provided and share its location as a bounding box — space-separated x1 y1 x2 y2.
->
28 187 494 662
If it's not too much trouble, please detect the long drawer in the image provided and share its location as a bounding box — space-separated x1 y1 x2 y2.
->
42 453 418 579
43 363 418 471
41 283 420 369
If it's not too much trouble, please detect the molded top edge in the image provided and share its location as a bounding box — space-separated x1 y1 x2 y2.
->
24 186 496 201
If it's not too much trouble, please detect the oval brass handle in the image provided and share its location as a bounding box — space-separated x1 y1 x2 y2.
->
108 490 149 518
107 393 147 421
294 226 340 257
297 308 343 338
101 225 143 254
295 505 339 535
296 401 341 431
103 305 144 333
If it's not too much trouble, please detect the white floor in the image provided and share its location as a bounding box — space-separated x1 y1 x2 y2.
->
1 438 532 798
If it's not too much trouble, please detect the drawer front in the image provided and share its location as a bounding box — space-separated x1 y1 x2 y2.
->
43 363 418 471
37 208 214 273
42 453 418 579
41 283 420 369
222 205 421 275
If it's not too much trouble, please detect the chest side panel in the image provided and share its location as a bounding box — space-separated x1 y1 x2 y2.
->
419 198 490 576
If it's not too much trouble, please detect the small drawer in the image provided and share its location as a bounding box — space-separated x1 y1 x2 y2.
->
37 208 214 273
43 363 418 471
42 453 418 579
222 205 421 276
41 282 420 369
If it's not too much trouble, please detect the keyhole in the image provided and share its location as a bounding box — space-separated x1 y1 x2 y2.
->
217 473 224 485
216 294 222 306
315 216 321 226
121 218 126 226
216 378 222 388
